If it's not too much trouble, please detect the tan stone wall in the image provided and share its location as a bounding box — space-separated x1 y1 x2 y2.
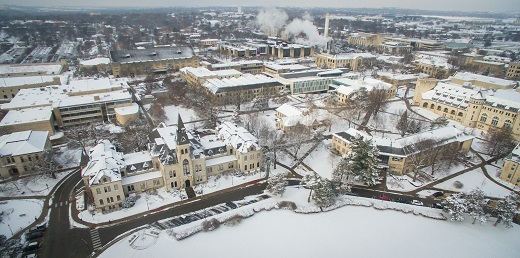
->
90 181 125 213
499 159 520 186
0 119 55 136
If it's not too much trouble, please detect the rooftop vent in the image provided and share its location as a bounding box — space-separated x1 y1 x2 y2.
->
150 52 157 56
123 54 131 58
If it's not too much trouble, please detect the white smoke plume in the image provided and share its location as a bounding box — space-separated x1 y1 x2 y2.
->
285 17 328 47
256 8 288 35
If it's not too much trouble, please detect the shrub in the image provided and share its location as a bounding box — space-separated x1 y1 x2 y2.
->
453 181 464 189
224 214 244 226
201 218 221 232
277 201 297 210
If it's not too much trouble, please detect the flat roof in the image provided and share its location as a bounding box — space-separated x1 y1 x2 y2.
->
0 75 60 88
0 106 52 126
110 46 196 64
0 63 63 76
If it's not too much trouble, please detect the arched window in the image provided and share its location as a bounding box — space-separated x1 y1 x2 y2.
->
430 104 435 109
117 195 121 201
480 113 487 123
504 120 512 128
99 199 104 205
183 159 190 175
450 110 455 115
491 116 499 126
437 106 441 111
458 112 463 117
422 102 428 108
444 108 449 113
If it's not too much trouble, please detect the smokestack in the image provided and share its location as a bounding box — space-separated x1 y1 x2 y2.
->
324 13 330 38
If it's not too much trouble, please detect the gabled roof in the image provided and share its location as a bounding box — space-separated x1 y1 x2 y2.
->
217 122 259 153
0 131 49 157
81 140 124 186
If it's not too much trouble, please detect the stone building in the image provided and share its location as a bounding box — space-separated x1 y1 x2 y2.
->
0 131 51 178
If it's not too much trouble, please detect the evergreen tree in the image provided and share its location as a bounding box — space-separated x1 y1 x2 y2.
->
231 107 241 125
494 192 520 228
466 188 488 225
331 154 353 195
442 193 467 222
301 173 321 203
266 173 288 197
349 135 382 187
312 178 336 208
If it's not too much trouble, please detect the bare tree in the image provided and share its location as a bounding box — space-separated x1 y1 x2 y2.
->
148 101 167 123
285 123 313 160
484 127 517 158
403 138 437 182
258 125 286 170
118 118 151 152
32 148 59 179
366 86 389 116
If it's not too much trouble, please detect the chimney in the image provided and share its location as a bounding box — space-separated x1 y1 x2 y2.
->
324 13 330 39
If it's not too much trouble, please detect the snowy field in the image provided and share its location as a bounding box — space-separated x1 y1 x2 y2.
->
0 199 44 238
303 139 341 179
435 168 512 198
163 105 198 126
0 170 73 197
100 187 520 258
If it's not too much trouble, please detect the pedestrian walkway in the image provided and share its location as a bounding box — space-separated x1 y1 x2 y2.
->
90 229 101 250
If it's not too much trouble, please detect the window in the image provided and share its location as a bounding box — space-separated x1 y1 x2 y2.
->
153 179 160 186
35 155 39 160
104 187 108 193
20 157 25 162
114 184 118 191
229 163 233 168
140 182 146 190
28 156 32 161
6 157 11 163
96 188 101 195
512 164 517 171
110 197 114 202
218 164 223 170
491 116 499 126
458 112 463 117
117 195 121 201
183 159 190 175
443 108 448 113
422 102 428 108
480 114 487 123
169 171 174 178
127 185 135 192
450 110 455 115
106 198 110 204
504 120 512 128
257 162 260 167
437 106 441 111
244 156 247 161
99 199 104 205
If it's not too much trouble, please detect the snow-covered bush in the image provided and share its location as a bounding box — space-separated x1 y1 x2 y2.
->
202 218 221 232
277 201 297 210
224 214 244 226
453 180 464 189
123 194 141 208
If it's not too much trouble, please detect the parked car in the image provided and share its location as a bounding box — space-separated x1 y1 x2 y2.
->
433 191 444 198
432 203 443 209
346 191 359 196
411 200 424 206
395 198 407 203
29 224 46 233
25 231 44 241
23 242 41 252
379 195 391 201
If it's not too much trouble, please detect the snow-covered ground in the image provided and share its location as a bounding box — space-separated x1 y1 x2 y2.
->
0 199 44 238
163 105 198 126
99 187 520 258
302 139 341 179
386 164 468 192
435 168 512 198
0 170 73 197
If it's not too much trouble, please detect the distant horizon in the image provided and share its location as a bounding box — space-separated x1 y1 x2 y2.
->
0 0 519 14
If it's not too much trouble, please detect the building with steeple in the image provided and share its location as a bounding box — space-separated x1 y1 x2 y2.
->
82 115 263 213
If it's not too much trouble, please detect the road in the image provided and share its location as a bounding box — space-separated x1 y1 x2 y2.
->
41 171 91 258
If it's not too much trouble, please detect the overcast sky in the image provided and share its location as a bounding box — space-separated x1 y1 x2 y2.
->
2 0 520 13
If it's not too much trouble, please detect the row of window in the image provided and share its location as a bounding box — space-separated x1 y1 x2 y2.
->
5 154 39 164
99 195 122 206
479 113 512 127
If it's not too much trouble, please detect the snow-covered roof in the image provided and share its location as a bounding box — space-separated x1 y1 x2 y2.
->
325 53 376 61
0 75 60 88
123 151 151 166
199 134 226 150
282 115 315 127
203 74 282 94
181 66 218 78
114 103 139 116
79 57 110 66
2 78 130 110
334 78 392 96
81 140 125 186
0 130 49 157
276 103 304 117
155 126 179 150
205 155 237 167
0 64 63 76
217 122 259 154
334 127 473 157
0 106 52 126
121 171 162 186
378 72 429 81
507 144 520 163
451 72 515 88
